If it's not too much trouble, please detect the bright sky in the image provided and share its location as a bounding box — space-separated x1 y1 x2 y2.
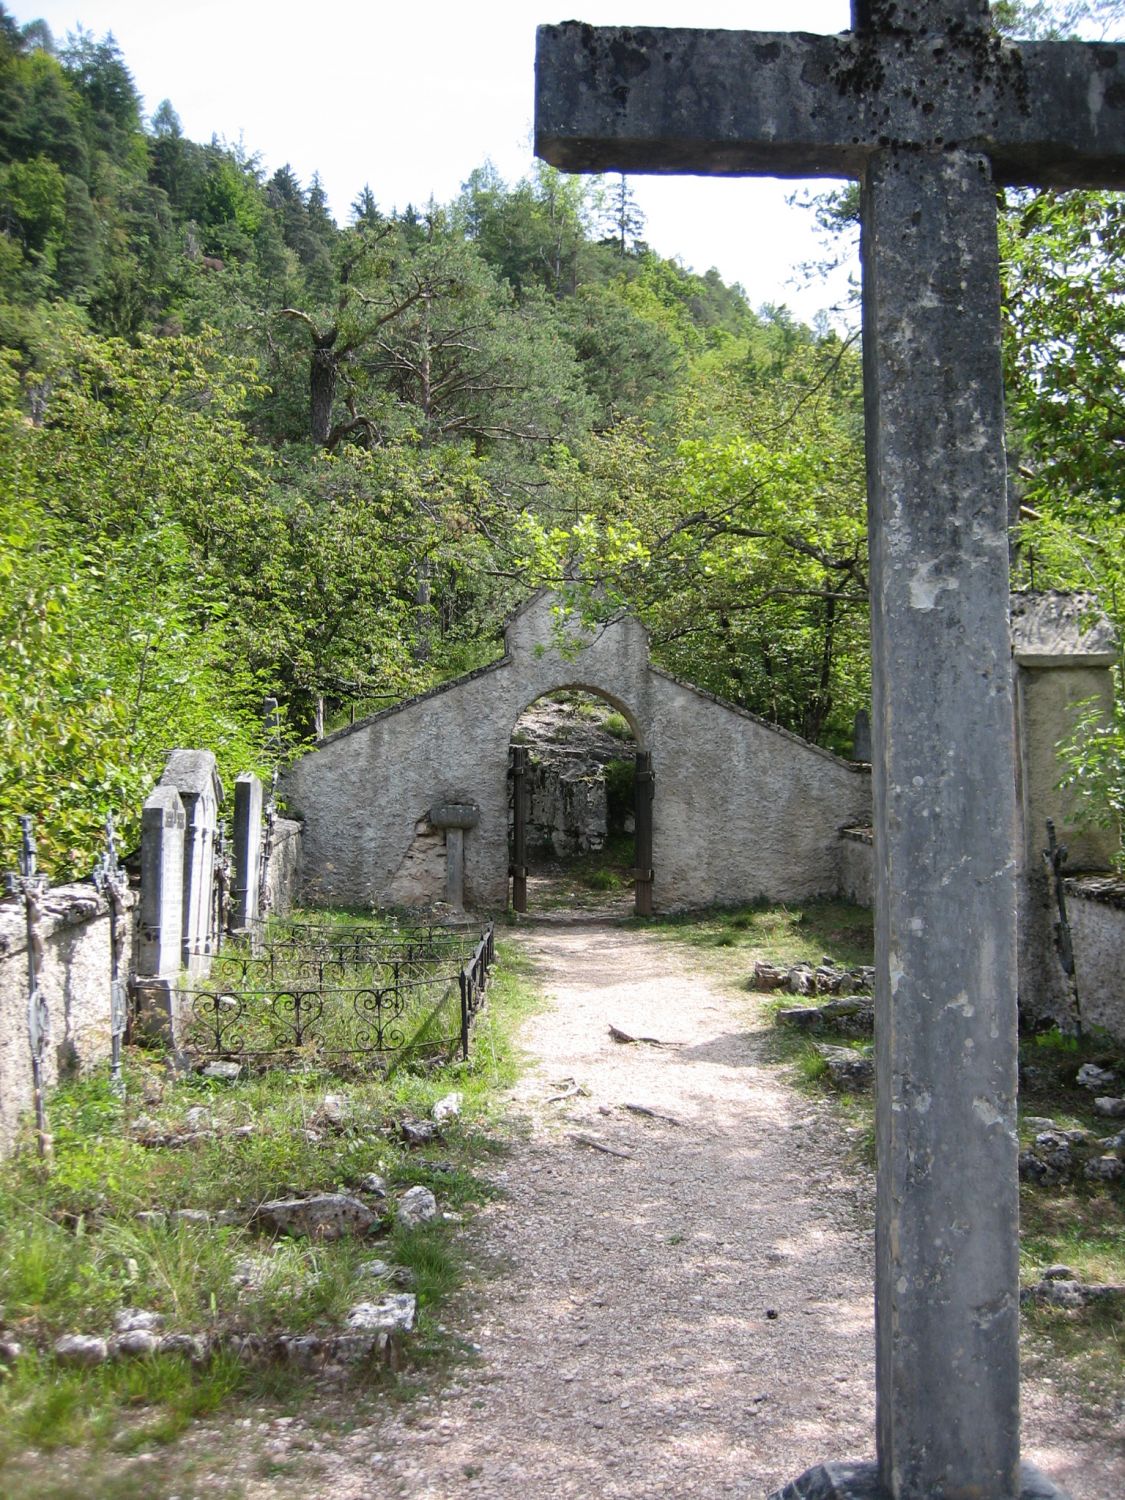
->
16 1 859 323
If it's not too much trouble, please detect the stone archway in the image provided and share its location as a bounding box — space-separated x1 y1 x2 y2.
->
506 688 648 916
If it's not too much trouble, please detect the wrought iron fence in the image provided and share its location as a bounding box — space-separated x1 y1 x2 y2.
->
181 920 496 1069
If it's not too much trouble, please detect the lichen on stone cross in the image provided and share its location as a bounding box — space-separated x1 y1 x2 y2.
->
536 5 1123 1499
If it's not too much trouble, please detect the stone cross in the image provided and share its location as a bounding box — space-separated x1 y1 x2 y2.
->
536 6 1124 1499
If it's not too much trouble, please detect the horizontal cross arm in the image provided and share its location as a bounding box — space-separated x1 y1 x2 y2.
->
535 24 1125 189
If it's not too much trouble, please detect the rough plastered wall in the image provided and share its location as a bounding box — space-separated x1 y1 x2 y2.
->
1065 878 1125 1044
0 884 135 1155
264 817 303 917
284 593 871 912
838 827 875 907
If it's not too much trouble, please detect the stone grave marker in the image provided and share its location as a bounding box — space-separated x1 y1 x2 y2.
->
536 4 1124 1497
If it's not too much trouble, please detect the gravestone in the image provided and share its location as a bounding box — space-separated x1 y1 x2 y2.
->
536 5 1124 1498
138 786 185 978
232 772 264 930
159 749 223 972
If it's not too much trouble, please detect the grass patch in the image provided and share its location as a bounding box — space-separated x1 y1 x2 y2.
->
0 930 543 1472
640 898 874 972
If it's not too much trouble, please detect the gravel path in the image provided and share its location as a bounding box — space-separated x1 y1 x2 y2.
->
250 922 1119 1500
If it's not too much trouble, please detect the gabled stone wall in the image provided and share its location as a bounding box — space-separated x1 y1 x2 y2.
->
284 593 872 912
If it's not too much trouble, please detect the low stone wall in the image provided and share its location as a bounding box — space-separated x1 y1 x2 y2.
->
265 818 303 916
837 827 874 907
0 884 135 1155
1066 876 1125 1044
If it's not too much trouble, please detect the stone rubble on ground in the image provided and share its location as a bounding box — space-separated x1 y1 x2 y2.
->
754 959 875 997
257 1193 377 1240
396 1185 439 1228
814 1045 874 1092
1093 1096 1125 1118
201 1061 242 1082
399 1117 439 1146
345 1293 416 1335
53 1333 109 1366
431 1091 462 1122
1076 1063 1117 1091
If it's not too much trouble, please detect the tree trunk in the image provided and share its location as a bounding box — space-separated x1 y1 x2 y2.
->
310 344 338 446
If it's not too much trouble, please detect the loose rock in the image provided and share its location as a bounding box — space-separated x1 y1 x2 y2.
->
396 1186 438 1228
1076 1063 1117 1091
258 1193 377 1241
431 1092 462 1123
114 1308 165 1334
346 1293 416 1335
202 1061 243 1082
111 1329 160 1358
815 1045 874 1092
54 1334 109 1366
1093 1096 1125 1118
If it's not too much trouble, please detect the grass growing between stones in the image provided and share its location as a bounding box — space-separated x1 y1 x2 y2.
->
0 935 543 1489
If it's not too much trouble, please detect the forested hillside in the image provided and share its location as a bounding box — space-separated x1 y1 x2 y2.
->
0 4 1121 874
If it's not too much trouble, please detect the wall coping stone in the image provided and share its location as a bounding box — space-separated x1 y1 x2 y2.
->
1063 873 1125 910
0 881 135 960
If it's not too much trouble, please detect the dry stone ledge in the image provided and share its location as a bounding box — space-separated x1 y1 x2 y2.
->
815 1045 874 1092
257 1193 377 1241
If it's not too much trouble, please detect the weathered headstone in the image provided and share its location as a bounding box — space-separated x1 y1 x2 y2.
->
138 785 186 977
536 6 1124 1498
232 772 264 930
160 749 223 972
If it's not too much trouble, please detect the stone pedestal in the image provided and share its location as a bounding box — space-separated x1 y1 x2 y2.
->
430 800 480 911
767 1460 1072 1500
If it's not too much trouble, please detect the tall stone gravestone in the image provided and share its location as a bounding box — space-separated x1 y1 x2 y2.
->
159 749 223 973
536 5 1124 1498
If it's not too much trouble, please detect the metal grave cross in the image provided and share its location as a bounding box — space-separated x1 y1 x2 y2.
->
535 4 1124 1499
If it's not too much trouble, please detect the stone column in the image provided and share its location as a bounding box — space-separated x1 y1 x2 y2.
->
232 772 264 931
862 149 1021 1499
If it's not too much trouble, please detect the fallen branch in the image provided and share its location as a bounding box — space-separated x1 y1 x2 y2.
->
545 1080 590 1104
569 1132 634 1160
608 1024 681 1047
622 1103 682 1126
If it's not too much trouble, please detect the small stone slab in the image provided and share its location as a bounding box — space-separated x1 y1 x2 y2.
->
258 1193 377 1241
767 1460 1073 1499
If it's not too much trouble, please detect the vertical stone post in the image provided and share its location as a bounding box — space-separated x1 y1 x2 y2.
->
634 751 654 917
862 150 1021 1499
232 772 264 931
510 746 528 914
159 750 223 973
430 800 480 911
139 786 186 976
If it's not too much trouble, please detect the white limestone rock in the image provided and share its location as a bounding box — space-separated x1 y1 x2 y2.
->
396 1185 438 1228
258 1193 376 1241
346 1293 416 1335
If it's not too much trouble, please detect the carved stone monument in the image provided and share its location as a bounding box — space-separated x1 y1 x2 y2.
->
536 4 1124 1497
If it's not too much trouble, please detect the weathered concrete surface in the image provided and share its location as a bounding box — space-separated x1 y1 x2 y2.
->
0 883 135 1154
283 593 871 913
862 145 1021 1497
535 24 1125 187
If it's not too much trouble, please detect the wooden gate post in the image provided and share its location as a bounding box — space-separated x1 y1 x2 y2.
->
510 745 528 914
634 750 654 917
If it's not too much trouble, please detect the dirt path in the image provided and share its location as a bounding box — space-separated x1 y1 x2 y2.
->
252 922 1117 1500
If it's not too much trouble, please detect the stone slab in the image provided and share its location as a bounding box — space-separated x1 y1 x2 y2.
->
767 1460 1072 1500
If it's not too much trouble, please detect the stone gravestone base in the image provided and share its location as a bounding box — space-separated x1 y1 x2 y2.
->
767 1460 1072 1500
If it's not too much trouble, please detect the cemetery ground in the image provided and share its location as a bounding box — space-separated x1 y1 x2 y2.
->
0 907 1122 1498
